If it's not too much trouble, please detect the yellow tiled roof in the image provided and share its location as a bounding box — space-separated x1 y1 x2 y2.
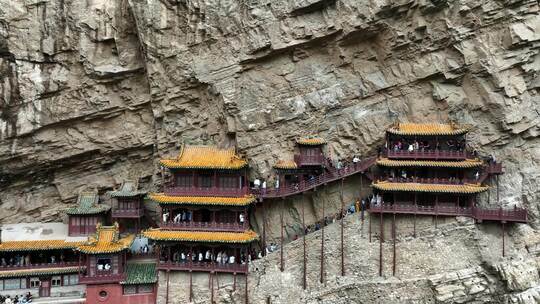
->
0 240 84 252
149 194 256 206
273 160 298 169
296 138 326 146
372 181 488 194
77 223 135 254
377 158 483 168
160 145 247 170
0 266 81 279
387 123 470 136
142 229 259 244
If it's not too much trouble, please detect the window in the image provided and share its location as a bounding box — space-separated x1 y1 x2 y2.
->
138 284 153 293
123 285 137 295
123 284 153 295
63 274 79 286
52 276 62 287
5 278 23 290
219 176 237 188
199 175 213 188
175 174 193 188
29 277 40 288
97 258 112 272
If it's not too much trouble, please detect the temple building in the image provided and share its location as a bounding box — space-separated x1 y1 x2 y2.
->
0 223 86 299
142 145 259 302
66 190 111 236
77 223 157 304
273 137 327 189
108 180 148 233
369 122 527 223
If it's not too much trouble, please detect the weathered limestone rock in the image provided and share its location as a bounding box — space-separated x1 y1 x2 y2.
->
1 0 540 302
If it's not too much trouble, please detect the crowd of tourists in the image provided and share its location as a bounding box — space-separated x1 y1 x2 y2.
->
160 249 249 266
0 293 32 304
0 254 68 268
388 139 466 152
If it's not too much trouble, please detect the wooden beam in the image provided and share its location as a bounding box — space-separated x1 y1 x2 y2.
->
165 270 170 304
189 271 193 302
369 212 372 243
392 213 396 277
302 194 307 290
280 199 285 272
320 197 325 284
340 178 345 277
379 212 383 277
262 201 266 256
502 222 506 257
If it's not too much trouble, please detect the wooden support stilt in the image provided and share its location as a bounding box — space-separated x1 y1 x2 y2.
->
369 212 372 243
302 195 307 290
320 197 325 284
233 273 237 291
340 178 345 277
245 262 249 304
189 271 193 302
496 175 499 204
392 213 396 277
502 222 506 257
379 212 383 277
414 193 417 238
435 194 438 228
262 202 266 256
280 199 284 272
210 272 214 304
166 270 170 304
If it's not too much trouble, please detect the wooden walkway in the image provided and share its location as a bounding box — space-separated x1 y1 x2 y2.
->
369 204 527 223
254 157 377 199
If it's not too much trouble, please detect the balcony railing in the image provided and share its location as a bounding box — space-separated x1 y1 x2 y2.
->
111 208 143 218
164 186 248 197
368 204 527 222
160 221 248 232
79 273 125 284
0 261 79 271
158 260 247 274
294 154 325 167
386 149 470 160
384 177 474 185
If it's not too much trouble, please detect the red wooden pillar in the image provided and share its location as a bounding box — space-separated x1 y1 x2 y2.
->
210 271 214 304
413 192 417 238
369 212 372 243
280 199 284 272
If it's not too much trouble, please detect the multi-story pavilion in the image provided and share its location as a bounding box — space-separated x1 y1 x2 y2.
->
108 180 147 233
66 190 110 236
142 145 259 301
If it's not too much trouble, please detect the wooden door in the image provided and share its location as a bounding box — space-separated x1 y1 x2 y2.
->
39 278 51 297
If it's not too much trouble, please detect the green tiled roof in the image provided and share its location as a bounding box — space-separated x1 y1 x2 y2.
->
66 191 111 215
109 180 147 198
121 262 157 285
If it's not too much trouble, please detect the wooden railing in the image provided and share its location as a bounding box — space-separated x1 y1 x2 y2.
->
111 208 143 218
158 260 247 274
384 177 473 185
368 204 527 222
294 154 325 166
386 149 470 160
0 261 79 271
253 157 377 199
79 273 125 284
160 221 248 232
164 186 248 197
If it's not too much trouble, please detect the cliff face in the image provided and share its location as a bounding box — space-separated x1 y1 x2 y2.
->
1 0 539 302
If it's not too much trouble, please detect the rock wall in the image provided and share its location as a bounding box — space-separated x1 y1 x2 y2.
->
1 0 540 302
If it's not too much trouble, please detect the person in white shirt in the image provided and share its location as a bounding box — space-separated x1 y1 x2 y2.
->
198 252 203 262
229 255 235 264
352 156 360 163
239 213 245 224
205 250 211 261
408 144 414 152
162 211 169 223
275 179 280 189
104 263 111 270
253 179 261 188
